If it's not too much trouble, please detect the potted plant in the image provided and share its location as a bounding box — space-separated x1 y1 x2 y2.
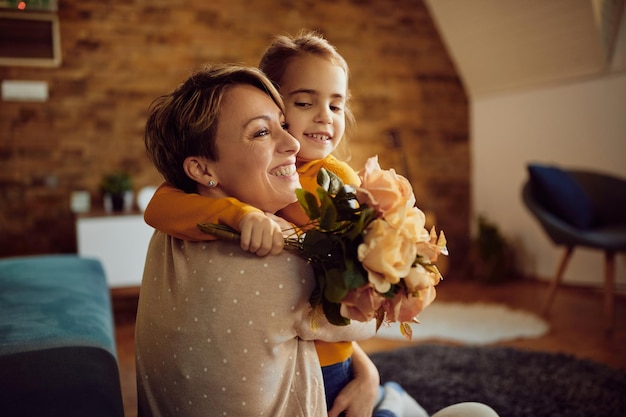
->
100 171 133 212
466 215 519 284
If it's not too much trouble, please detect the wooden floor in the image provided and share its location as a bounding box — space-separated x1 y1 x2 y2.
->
112 278 626 417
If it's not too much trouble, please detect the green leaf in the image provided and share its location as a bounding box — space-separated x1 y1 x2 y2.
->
301 230 335 258
322 300 350 326
345 206 377 240
324 268 349 303
308 270 325 307
317 168 331 191
318 191 338 230
343 258 368 289
326 170 344 195
295 188 321 220
316 168 345 195
100 171 132 194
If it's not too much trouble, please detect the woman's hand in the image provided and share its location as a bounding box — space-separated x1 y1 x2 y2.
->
327 343 380 417
238 212 286 256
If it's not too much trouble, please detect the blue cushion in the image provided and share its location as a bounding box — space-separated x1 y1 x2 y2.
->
527 164 595 229
0 255 116 356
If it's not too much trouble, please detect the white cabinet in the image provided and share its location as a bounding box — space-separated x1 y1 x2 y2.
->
76 213 155 288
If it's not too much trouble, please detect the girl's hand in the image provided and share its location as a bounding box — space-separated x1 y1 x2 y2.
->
327 343 380 417
238 212 286 256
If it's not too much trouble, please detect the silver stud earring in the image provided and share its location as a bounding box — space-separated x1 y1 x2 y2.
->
208 180 216 188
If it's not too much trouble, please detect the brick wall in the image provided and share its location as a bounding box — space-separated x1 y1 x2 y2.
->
0 0 469 272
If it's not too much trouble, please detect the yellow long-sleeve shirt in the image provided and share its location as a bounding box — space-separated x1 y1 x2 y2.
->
143 155 361 366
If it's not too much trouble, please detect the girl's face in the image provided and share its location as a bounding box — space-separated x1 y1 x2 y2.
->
208 84 301 214
278 54 347 164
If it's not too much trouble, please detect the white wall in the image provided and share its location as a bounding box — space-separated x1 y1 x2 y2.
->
472 73 626 288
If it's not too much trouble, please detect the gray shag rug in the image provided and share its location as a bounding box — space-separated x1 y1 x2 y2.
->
369 344 626 417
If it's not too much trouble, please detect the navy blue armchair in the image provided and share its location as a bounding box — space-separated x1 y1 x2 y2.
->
522 164 626 332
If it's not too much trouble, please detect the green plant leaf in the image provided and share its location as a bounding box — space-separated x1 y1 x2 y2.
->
308 268 325 307
317 168 331 191
324 268 349 303
346 206 377 240
295 188 321 220
343 258 368 289
100 171 132 194
318 191 338 230
326 170 344 195
322 300 350 326
301 229 333 257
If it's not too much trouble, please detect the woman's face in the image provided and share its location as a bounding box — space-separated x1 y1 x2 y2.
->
209 84 301 214
279 54 347 164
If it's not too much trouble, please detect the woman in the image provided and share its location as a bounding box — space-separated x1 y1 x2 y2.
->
135 64 377 416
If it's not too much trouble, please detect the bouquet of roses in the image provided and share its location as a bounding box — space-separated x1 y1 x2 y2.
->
199 156 447 339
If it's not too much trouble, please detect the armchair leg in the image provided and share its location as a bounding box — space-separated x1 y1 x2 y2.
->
604 251 616 335
542 246 573 316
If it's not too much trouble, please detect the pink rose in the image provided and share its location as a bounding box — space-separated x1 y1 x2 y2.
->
382 285 437 323
357 156 416 223
340 284 385 322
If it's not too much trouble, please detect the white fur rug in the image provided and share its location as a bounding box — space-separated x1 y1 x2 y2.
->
375 301 549 345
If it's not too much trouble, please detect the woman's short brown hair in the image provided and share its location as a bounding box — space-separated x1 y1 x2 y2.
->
144 64 284 193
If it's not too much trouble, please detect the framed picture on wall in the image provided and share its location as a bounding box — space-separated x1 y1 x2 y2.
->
0 11 61 67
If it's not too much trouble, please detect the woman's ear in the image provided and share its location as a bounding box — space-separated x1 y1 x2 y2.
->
183 156 218 188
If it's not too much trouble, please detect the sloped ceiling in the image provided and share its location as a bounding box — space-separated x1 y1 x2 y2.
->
424 0 626 97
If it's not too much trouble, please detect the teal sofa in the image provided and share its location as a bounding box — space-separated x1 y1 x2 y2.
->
0 255 125 417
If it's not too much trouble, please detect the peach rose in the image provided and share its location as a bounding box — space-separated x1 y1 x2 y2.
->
357 219 416 292
402 206 428 243
416 227 447 263
340 284 386 322
403 264 439 292
382 285 437 323
357 156 416 223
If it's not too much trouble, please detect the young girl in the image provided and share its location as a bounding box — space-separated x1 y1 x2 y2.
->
144 31 426 417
